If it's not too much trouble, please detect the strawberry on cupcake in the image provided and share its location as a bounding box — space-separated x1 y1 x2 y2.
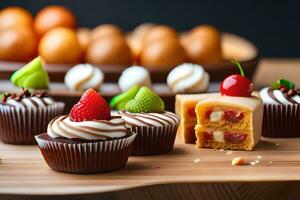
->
35 89 136 174
119 87 180 155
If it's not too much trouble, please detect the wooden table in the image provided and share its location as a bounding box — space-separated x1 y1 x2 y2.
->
0 137 300 199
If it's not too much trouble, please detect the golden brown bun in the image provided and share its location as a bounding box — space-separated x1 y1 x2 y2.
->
77 28 91 52
38 27 82 64
0 27 37 62
131 23 156 40
34 6 76 38
143 25 178 44
0 7 33 29
90 24 123 41
182 25 223 64
85 35 133 65
140 37 186 68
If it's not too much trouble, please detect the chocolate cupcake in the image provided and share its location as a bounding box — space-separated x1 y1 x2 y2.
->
0 89 65 144
35 89 136 174
119 87 180 155
260 79 300 137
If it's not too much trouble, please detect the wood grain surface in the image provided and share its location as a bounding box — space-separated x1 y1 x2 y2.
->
0 136 300 198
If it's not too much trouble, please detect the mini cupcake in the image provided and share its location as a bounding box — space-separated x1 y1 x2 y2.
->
35 89 136 173
119 87 180 155
0 89 65 144
260 79 300 137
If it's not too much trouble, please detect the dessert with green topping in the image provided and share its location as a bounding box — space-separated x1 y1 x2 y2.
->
118 86 180 155
109 85 140 110
260 79 300 137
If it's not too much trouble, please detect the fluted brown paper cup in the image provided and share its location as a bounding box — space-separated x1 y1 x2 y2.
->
35 132 136 174
128 123 179 156
0 103 65 144
262 104 300 138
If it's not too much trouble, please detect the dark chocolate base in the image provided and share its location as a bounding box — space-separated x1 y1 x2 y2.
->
35 133 135 174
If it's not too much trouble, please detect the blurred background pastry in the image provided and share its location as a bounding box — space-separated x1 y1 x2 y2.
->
0 6 33 30
76 28 91 53
0 27 37 62
38 27 82 64
140 37 187 68
85 34 132 65
65 63 104 91
90 24 123 42
33 5 76 38
180 25 223 65
118 66 152 91
167 63 209 93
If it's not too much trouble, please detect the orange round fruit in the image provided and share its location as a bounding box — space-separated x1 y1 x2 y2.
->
77 28 91 52
90 24 123 41
143 25 178 44
140 37 186 68
34 5 76 37
182 25 223 64
38 27 82 64
0 27 37 62
0 7 33 29
86 35 132 65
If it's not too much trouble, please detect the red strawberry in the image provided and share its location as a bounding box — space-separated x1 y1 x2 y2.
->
70 89 111 122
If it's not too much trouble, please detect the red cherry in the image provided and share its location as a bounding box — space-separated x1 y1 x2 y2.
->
220 74 253 96
220 59 253 97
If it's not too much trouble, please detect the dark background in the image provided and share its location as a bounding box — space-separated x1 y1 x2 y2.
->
1 0 299 57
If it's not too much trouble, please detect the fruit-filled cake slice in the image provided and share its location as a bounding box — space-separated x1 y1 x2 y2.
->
195 96 263 150
175 93 217 143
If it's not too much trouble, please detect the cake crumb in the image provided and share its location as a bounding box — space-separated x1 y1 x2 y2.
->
193 158 201 163
255 160 260 164
269 161 273 164
231 157 245 166
257 155 262 159
250 162 256 165
225 151 233 155
218 149 224 152
276 143 280 146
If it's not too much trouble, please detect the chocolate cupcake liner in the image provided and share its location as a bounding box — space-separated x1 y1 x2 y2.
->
262 104 300 138
35 133 136 174
0 103 65 144
128 123 179 156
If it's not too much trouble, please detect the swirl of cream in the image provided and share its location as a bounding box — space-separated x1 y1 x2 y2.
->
47 115 128 140
119 111 180 127
260 87 300 105
5 96 56 109
65 64 104 91
167 63 209 93
118 66 152 91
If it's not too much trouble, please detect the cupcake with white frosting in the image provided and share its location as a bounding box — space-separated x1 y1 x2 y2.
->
119 87 180 155
118 66 152 92
64 64 104 91
35 88 136 173
167 63 209 93
260 79 300 137
0 89 65 144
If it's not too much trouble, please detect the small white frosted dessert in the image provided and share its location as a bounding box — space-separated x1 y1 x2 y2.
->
167 63 209 93
118 66 152 91
64 64 104 91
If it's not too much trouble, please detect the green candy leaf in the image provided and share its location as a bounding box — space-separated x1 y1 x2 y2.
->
10 57 49 89
125 87 165 113
109 85 140 110
272 79 295 89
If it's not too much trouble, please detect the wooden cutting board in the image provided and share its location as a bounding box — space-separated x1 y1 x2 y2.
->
0 136 300 198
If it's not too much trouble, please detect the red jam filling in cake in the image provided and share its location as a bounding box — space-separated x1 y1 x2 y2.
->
205 108 244 123
202 131 247 144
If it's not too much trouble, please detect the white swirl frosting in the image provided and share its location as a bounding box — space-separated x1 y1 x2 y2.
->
5 97 56 109
64 64 104 91
118 66 152 91
167 63 209 93
47 115 128 140
260 87 300 105
119 111 180 127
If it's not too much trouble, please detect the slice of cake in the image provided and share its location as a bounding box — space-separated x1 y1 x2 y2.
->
175 93 217 143
195 95 263 150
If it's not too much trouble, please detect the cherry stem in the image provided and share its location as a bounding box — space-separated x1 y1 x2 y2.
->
230 59 244 77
